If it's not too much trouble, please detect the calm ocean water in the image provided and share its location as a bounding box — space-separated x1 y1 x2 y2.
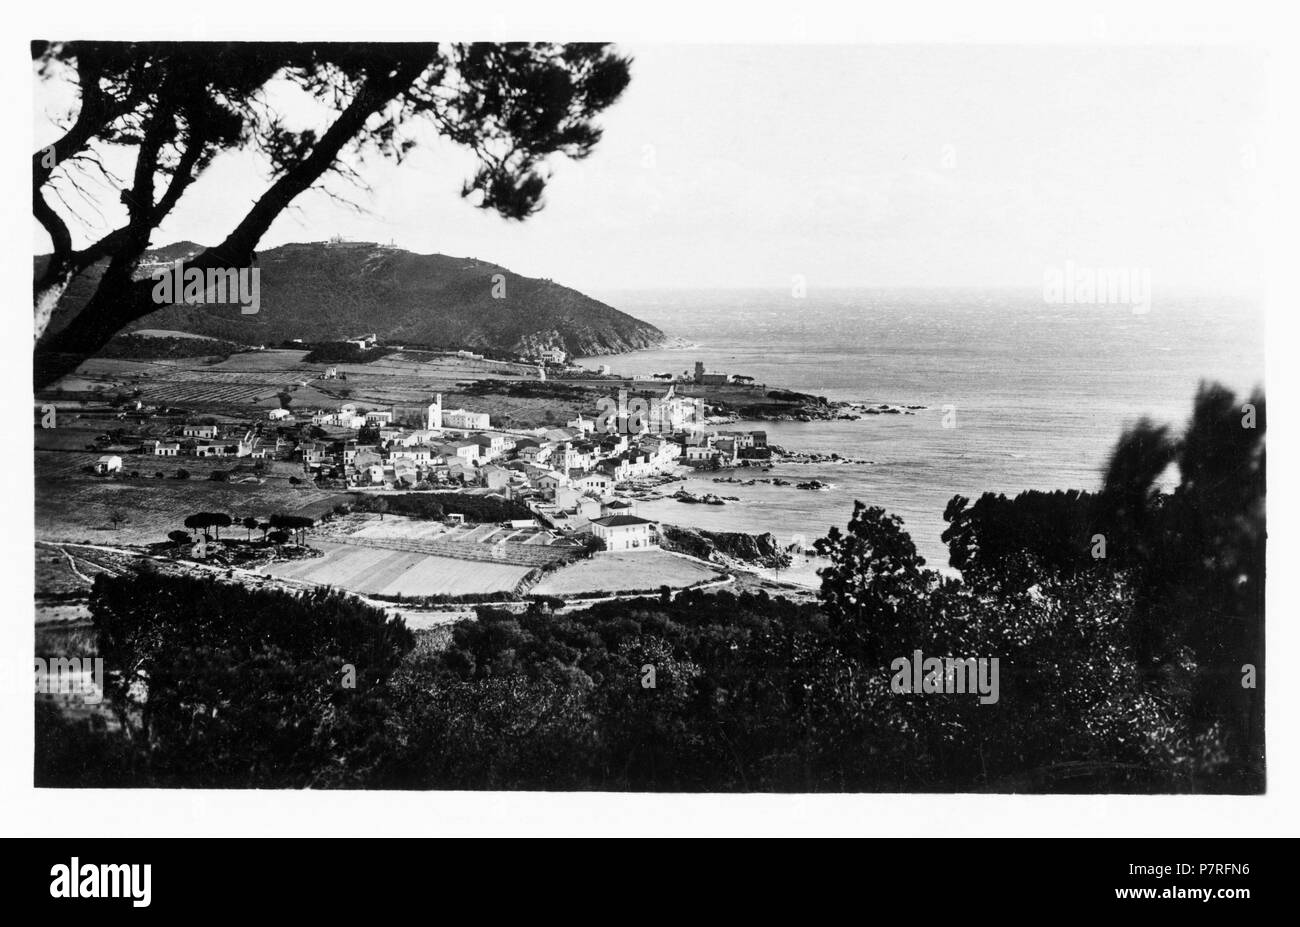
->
578 288 1265 569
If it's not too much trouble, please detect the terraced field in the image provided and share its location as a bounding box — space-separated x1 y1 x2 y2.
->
134 380 275 405
350 517 560 546
330 512 574 565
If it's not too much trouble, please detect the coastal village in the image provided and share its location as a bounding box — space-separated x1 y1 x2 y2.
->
81 356 777 552
35 339 839 631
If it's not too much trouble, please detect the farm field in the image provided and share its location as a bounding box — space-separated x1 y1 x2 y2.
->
38 347 588 430
345 514 455 542
43 350 322 408
132 328 213 339
346 513 558 546
204 349 313 372
532 550 721 596
256 541 532 596
315 513 577 566
35 450 336 545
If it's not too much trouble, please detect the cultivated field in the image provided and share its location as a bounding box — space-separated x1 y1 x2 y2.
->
77 358 300 404
532 550 721 596
317 513 577 565
256 541 532 596
132 328 213 339
348 514 559 547
40 347 593 429
43 350 330 408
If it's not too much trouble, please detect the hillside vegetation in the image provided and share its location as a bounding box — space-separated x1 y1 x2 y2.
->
39 240 665 358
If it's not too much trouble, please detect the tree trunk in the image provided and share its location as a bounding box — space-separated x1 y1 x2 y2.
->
33 270 75 345
33 59 425 391
34 267 153 388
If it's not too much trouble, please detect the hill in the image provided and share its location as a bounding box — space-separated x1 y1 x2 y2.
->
38 240 665 358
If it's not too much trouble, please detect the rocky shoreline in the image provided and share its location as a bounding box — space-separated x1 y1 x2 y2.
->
743 400 926 423
673 488 739 505
710 474 834 490
659 525 792 570
767 446 875 465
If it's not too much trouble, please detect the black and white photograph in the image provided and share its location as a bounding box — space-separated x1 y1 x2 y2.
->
6 0 1298 868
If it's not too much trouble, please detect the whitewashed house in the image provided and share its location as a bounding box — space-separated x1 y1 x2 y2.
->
590 514 660 551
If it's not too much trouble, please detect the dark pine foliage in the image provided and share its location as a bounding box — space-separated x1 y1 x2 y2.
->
39 572 414 788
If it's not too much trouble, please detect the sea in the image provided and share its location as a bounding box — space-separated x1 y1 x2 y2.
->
577 288 1265 576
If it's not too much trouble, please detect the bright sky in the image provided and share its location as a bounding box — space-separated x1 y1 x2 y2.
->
35 44 1265 295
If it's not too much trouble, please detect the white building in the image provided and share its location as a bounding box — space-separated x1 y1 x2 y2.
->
482 465 514 491
567 414 596 434
152 441 180 456
470 433 511 461
439 442 480 465
571 470 613 497
533 469 568 496
601 451 665 482
519 444 555 465
685 443 719 462
399 430 442 447
95 455 123 474
557 442 596 473
268 408 290 421
643 437 682 468
390 446 435 464
442 408 490 430
311 411 367 429
590 514 660 551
